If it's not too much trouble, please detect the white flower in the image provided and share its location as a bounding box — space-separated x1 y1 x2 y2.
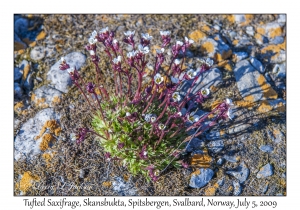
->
126 112 131 117
225 98 234 106
158 124 166 130
177 111 182 117
201 88 210 97
99 27 109 34
187 114 200 123
171 76 179 84
186 69 197 79
172 92 181 102
184 36 194 44
174 59 181 65
89 50 95 56
88 37 97 45
156 48 165 54
154 73 164 85
143 151 148 156
141 33 153 40
70 133 76 141
127 51 137 58
91 30 97 38
176 41 184 46
113 56 122 64
150 114 157 123
61 57 66 62
124 30 135 36
113 39 118 44
67 67 75 74
138 44 150 54
144 114 152 122
160 31 171 36
226 108 234 120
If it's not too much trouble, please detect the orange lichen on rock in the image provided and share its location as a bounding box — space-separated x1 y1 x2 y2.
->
16 171 39 194
226 15 235 23
256 27 266 35
189 30 206 43
22 63 30 81
201 25 211 32
257 74 278 99
269 27 283 39
52 96 61 105
39 133 55 151
239 15 254 26
254 33 264 43
257 100 272 113
191 169 201 176
42 152 54 166
209 85 218 93
102 181 112 188
232 40 239 46
29 41 36 47
190 149 213 168
205 183 219 196
123 174 130 182
261 40 286 61
201 41 215 54
35 120 61 140
244 95 255 103
214 50 232 62
14 101 24 113
36 31 46 41
220 129 225 136
234 100 255 109
276 102 286 112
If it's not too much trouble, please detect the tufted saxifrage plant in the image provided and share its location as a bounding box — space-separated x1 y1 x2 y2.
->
59 27 233 181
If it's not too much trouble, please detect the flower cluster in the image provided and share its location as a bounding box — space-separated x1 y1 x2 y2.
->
60 27 233 181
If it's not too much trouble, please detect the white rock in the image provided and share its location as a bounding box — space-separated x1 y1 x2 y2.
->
33 85 62 107
47 52 86 93
14 108 61 161
30 46 45 61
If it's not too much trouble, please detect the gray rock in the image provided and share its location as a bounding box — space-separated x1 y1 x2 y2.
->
234 60 277 102
217 158 225 165
14 83 23 98
226 162 250 184
14 108 61 161
185 138 204 152
233 52 248 62
23 72 34 92
224 155 238 163
179 67 222 95
272 63 286 79
270 36 284 45
207 140 224 153
246 26 254 36
257 163 273 178
47 52 86 93
112 176 137 196
217 177 225 186
228 123 251 134
278 15 286 23
189 168 214 188
14 67 23 81
30 46 45 61
233 180 242 196
250 57 264 74
259 145 274 153
206 130 223 140
261 183 269 194
32 85 63 107
14 17 29 37
267 128 285 144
